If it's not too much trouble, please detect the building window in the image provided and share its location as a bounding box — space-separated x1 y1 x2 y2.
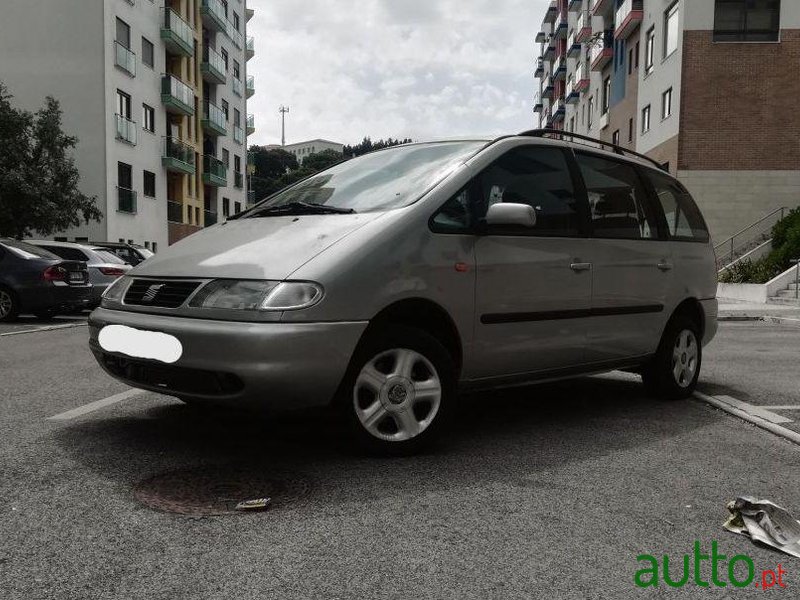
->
612 130 620 146
628 118 634 142
221 47 229 71
222 148 230 168
116 90 131 118
664 2 680 57
221 99 229 121
601 77 610 115
587 96 594 129
143 104 155 132
569 116 574 132
714 0 781 42
662 88 673 120
234 201 241 214
233 60 240 80
645 27 655 73
142 37 154 68
234 155 241 173
635 41 640 67
642 105 651 133
143 170 156 198
115 18 130 48
628 49 633 75
233 12 240 31
223 197 230 217
234 108 241 127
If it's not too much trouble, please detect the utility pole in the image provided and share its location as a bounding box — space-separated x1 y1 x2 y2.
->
279 105 290 146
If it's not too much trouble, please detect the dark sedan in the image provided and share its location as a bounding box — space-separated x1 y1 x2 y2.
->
0 238 92 321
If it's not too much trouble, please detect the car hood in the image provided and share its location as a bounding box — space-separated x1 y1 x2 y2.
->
132 213 384 280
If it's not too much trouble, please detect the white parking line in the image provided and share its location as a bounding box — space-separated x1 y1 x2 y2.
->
0 323 88 337
710 395 793 424
761 406 800 411
47 388 146 421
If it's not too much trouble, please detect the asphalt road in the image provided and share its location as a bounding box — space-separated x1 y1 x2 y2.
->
2 321 800 599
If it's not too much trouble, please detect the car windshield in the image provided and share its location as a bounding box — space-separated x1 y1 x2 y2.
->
92 249 127 264
134 247 154 259
246 141 485 215
2 239 60 260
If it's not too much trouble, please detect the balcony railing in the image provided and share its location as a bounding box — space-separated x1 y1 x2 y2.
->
574 61 589 91
201 45 227 84
614 0 644 39
576 10 592 42
115 114 137 145
202 155 227 187
162 137 196 174
226 19 244 49
161 74 194 116
118 187 137 214
234 125 244 144
202 101 227 136
246 76 255 98
167 201 183 224
246 36 255 60
590 30 614 70
160 8 194 57
232 77 243 97
114 41 136 76
204 210 218 227
246 113 255 135
534 58 545 78
200 0 227 32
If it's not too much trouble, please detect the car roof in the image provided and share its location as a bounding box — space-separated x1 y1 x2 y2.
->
27 240 98 251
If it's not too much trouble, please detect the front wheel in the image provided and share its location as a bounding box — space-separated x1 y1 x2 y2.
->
0 287 18 322
642 315 702 400
339 325 457 455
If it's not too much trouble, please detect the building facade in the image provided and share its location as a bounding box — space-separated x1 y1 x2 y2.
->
0 0 256 250
283 139 345 164
533 0 800 241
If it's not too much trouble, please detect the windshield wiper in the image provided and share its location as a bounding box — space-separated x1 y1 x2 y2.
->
247 201 356 217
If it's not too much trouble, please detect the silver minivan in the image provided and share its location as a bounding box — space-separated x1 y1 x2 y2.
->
89 131 718 453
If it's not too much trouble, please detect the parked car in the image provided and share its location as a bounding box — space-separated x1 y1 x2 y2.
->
89 242 154 266
0 238 92 321
27 241 132 307
89 131 718 453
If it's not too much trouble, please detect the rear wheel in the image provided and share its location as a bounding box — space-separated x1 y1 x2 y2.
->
0 286 18 322
642 314 701 400
339 325 456 455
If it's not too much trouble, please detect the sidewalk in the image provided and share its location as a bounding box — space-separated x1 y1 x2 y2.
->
718 297 800 323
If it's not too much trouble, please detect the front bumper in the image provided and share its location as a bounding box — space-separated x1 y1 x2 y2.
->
700 298 718 346
88 307 368 410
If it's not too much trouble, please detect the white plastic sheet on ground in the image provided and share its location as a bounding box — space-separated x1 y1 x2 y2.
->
724 497 800 558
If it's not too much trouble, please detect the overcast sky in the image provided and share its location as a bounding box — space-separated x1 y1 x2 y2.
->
247 0 550 147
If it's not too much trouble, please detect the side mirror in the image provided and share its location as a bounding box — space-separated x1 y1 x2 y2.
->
485 203 537 229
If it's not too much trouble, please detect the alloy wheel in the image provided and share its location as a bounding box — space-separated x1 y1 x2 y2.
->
672 329 698 388
0 290 12 319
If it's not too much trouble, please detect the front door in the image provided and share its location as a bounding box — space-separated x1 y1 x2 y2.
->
471 145 593 380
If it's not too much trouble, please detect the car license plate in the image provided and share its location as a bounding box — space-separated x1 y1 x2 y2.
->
98 324 183 364
69 272 84 282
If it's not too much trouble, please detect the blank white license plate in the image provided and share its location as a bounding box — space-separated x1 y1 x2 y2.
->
98 324 183 364
69 272 84 282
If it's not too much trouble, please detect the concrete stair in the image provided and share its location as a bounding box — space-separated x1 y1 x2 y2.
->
768 283 800 305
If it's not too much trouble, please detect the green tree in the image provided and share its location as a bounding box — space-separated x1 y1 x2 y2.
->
302 148 344 172
0 83 101 239
249 146 299 179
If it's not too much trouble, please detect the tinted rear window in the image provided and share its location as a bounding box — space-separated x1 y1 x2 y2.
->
1 239 59 259
92 249 127 264
647 171 709 242
39 245 90 261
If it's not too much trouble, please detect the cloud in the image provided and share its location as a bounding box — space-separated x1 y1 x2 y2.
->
246 0 550 145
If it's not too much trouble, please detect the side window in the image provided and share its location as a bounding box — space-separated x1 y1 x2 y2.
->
576 153 657 240
431 187 473 234
476 146 581 237
648 171 709 242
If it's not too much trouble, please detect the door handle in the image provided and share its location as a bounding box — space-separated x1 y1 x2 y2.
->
657 261 673 271
570 262 592 272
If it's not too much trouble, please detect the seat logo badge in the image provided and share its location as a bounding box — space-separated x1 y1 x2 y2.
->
142 284 165 303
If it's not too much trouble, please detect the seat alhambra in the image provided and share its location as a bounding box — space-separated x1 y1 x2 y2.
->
89 131 718 453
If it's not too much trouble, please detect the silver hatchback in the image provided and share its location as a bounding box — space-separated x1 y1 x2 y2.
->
89 132 718 453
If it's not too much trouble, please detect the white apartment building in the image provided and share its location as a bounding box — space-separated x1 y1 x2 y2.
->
0 0 257 249
283 139 345 164
534 0 800 242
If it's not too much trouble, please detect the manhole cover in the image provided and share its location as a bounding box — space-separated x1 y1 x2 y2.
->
134 466 313 516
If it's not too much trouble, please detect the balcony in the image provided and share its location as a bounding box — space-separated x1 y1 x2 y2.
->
202 101 227 137
246 7 255 22
534 58 545 78
554 12 569 39
552 99 565 122
591 0 614 16
200 0 227 32
160 8 194 57
614 0 644 39
226 20 244 49
533 93 543 113
574 61 590 93
204 210 218 226
115 114 137 145
232 77 243 97
201 46 227 84
568 0 582 11
552 55 567 81
566 76 580 104
202 155 227 187
246 76 255 98
234 125 244 145
542 1 557 24
161 74 195 116
590 31 614 71
599 111 609 130
161 137 196 174
167 200 183 224
542 75 555 100
576 10 593 42
535 30 547 44
118 187 137 214
246 113 255 136
114 41 136 77
567 30 582 58
246 37 254 60
234 172 243 189
542 41 556 61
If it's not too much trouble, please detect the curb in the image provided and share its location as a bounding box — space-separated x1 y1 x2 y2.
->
694 391 800 446
0 322 88 337
718 315 800 326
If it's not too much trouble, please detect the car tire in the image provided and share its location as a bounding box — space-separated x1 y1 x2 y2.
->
338 325 457 455
0 286 19 322
641 314 702 401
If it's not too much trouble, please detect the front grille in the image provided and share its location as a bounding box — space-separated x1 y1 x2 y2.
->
124 278 202 308
99 353 244 396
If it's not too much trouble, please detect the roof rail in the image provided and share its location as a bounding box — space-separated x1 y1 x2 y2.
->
518 128 667 171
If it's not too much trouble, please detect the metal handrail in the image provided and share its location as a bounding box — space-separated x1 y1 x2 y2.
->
714 206 788 254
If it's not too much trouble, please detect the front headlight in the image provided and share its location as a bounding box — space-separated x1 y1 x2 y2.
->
188 280 323 311
101 276 131 305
